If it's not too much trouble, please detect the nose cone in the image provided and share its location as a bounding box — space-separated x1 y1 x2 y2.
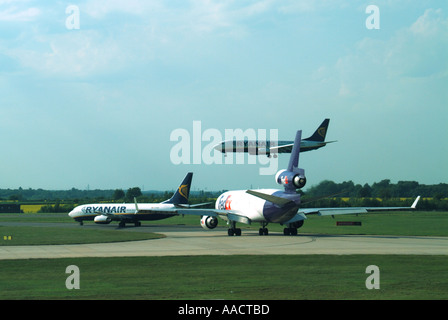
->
213 142 224 152
68 208 78 218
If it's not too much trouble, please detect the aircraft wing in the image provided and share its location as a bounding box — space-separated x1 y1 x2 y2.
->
175 202 213 208
174 208 252 225
269 143 294 153
176 195 419 226
270 141 337 153
128 206 252 225
298 196 420 217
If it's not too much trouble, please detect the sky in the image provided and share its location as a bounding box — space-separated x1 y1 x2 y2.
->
0 0 447 192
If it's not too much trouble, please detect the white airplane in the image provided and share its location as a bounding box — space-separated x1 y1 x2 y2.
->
214 119 336 157
68 172 208 227
188 130 420 236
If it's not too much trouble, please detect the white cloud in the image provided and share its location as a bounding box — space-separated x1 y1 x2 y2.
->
6 31 120 76
84 0 162 19
1 0 282 77
317 7 448 100
85 0 277 36
385 8 448 78
187 0 234 33
5 2 445 82
410 8 446 35
278 0 349 14
0 5 40 21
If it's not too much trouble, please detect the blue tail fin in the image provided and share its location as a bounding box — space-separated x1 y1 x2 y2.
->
163 172 193 205
287 130 302 172
277 130 306 192
304 119 330 142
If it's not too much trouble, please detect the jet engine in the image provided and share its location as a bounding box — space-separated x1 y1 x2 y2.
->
201 215 218 230
94 215 112 224
275 169 306 189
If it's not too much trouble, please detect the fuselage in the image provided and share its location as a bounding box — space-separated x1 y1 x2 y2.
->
215 189 301 224
68 203 177 222
214 140 327 154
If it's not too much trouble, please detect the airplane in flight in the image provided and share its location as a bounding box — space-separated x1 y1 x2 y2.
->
214 118 336 157
193 130 420 236
68 172 207 227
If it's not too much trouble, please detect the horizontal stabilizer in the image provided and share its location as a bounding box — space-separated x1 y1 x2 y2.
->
246 190 294 207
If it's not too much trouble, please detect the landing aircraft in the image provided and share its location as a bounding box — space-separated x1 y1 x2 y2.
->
214 118 336 157
68 172 206 227
193 130 420 236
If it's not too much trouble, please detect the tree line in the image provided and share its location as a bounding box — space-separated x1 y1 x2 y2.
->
0 186 218 208
304 179 447 199
302 179 448 210
1 179 447 211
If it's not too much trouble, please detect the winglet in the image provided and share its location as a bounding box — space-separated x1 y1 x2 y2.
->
134 197 139 213
411 196 421 209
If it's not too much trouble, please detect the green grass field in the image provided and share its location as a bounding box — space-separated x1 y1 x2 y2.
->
0 226 164 245
1 211 447 246
0 211 447 300
159 210 448 237
0 255 447 300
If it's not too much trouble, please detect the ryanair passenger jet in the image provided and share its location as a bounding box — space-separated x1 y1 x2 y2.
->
214 119 336 157
68 173 205 227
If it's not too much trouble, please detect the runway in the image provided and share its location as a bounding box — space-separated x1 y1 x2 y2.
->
1 226 447 259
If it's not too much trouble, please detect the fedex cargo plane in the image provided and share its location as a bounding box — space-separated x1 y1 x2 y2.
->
214 119 335 157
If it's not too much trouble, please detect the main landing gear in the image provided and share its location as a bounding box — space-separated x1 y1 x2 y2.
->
227 222 270 236
118 221 142 228
283 221 303 236
227 221 242 236
258 222 268 235
283 227 298 236
227 221 300 236
227 228 242 236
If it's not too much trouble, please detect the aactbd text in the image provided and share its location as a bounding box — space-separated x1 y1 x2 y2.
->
178 304 269 317
170 121 278 175
222 304 269 315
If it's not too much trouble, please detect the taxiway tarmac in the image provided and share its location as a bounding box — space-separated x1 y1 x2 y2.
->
0 227 447 260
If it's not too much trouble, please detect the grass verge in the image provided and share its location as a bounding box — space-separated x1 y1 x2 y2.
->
0 226 164 245
0 255 447 300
